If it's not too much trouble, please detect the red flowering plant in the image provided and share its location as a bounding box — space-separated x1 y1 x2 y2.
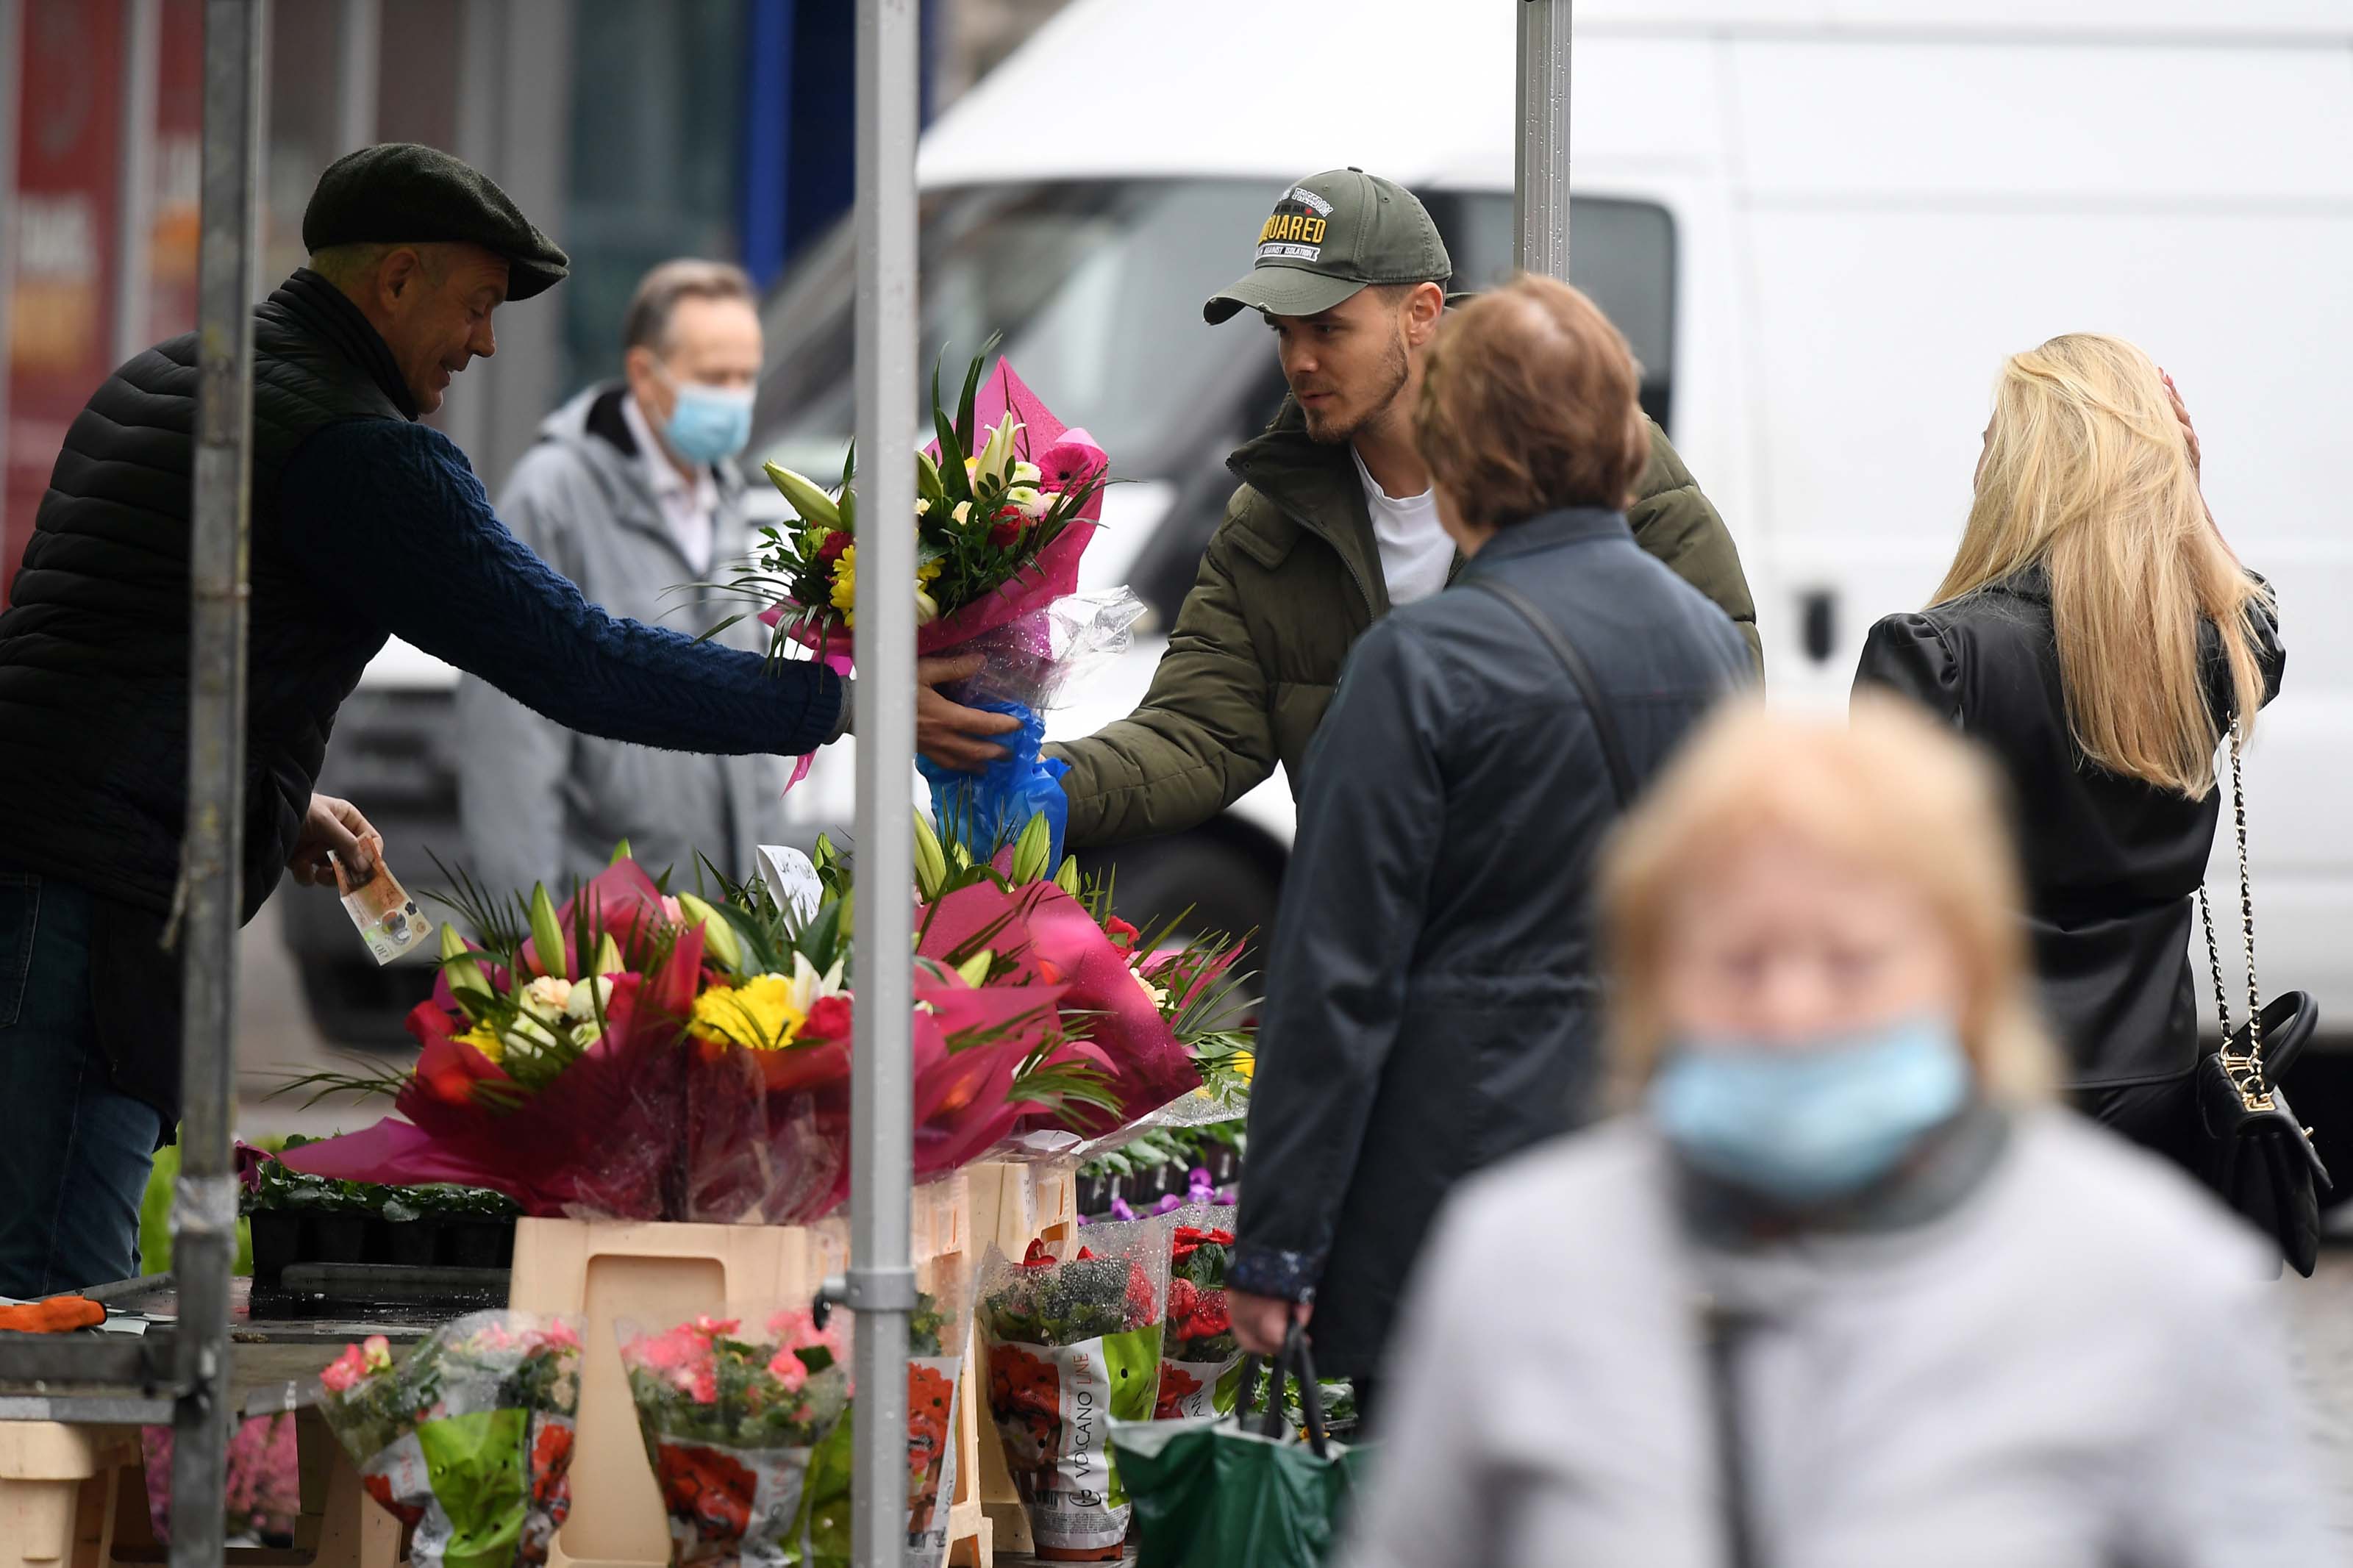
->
1154 1207 1245 1420
615 1306 852 1565
314 1311 582 1568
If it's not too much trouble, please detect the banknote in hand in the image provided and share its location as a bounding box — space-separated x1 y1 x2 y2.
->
332 838 432 966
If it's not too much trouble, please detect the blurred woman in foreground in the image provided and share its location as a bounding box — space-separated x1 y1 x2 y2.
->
1856 336 2282 1168
1343 700 2329 1568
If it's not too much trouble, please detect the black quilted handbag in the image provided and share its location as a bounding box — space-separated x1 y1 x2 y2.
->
2195 726 2329 1278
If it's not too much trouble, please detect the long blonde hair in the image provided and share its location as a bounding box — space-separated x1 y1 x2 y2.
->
1935 333 2268 798
1599 697 2059 1103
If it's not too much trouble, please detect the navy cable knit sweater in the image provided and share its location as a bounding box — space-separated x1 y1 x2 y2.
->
279 417 846 756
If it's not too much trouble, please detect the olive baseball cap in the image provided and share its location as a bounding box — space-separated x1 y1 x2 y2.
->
1203 168 1452 325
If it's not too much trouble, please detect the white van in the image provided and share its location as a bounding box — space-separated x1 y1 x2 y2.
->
315 0 2353 1061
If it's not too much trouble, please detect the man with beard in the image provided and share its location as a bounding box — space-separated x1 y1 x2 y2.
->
1038 169 1760 846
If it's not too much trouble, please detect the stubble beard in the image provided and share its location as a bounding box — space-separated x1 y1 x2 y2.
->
1301 325 1410 446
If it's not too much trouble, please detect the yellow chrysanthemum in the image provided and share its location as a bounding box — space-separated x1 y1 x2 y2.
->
690 974 808 1050
457 1023 504 1064
1232 1050 1254 1082
829 545 857 628
828 550 944 632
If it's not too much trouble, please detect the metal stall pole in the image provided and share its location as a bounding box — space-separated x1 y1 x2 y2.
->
1515 0 1574 279
170 3 265 1564
845 0 920 1562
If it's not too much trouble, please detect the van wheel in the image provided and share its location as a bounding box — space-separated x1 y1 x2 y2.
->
1074 829 1284 961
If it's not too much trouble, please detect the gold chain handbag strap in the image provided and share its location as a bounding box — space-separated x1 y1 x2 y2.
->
2196 720 2271 1106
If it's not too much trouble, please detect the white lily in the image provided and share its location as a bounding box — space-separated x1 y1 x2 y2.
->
974 413 1023 487
779 952 848 1014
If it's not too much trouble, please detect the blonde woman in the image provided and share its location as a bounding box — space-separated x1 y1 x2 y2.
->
1343 701 2328 1568
1854 336 2281 1170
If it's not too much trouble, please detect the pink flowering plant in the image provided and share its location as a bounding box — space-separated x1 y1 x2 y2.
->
315 1311 583 1567
616 1306 856 1564
618 1307 851 1452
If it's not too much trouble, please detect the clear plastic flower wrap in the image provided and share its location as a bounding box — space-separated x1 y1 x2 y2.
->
791 1262 974 1568
1154 1203 1243 1420
976 1217 1168 1560
936 587 1149 714
922 589 1149 871
615 1300 853 1567
315 1310 584 1567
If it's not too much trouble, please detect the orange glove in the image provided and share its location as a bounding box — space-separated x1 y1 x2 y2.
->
0 1295 106 1333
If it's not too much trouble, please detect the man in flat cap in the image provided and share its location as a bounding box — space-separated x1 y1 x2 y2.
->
0 145 1001 1294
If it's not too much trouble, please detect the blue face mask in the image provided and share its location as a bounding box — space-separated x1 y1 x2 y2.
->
1648 1015 1972 1206
657 368 754 464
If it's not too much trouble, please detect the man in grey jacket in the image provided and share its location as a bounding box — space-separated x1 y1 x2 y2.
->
457 259 782 893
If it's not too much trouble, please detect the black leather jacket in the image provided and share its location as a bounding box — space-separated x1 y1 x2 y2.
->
1229 508 1752 1376
1856 568 2284 1088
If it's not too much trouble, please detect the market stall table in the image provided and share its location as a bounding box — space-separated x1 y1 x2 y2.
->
0 1273 471 1568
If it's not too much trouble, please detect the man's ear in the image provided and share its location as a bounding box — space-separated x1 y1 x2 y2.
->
1405 281 1446 344
378 246 426 306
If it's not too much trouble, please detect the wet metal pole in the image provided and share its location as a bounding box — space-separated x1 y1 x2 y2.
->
1516 0 1573 279
170 4 263 1565
847 0 918 1561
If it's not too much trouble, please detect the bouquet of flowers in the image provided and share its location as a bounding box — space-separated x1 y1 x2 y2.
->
777 1281 970 1568
976 1220 1168 1561
1154 1209 1244 1420
721 348 1135 867
615 1306 852 1566
315 1311 582 1567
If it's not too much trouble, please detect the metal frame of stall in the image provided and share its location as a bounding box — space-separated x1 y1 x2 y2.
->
0 1 1572 1564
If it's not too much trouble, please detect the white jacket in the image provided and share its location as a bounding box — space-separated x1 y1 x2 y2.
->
1343 1110 2338 1568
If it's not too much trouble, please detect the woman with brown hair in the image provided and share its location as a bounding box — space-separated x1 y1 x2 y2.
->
1223 274 1751 1418
1855 336 2282 1167
1343 701 2328 1567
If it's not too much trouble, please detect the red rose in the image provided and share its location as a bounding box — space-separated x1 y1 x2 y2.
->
1167 1277 1199 1323
1188 1293 1231 1338
1103 916 1140 951
801 995 852 1042
987 507 1025 549
816 530 851 565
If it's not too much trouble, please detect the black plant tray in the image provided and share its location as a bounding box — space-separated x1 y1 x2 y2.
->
248 1211 516 1287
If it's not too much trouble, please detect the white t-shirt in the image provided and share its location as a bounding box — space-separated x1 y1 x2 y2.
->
1351 443 1454 606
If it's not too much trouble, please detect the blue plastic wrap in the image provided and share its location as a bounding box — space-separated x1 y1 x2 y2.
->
919 700 1071 870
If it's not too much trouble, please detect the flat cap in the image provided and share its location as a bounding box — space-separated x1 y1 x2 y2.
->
302 143 569 301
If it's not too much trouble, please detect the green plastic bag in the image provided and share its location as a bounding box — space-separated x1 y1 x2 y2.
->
1110 1328 1372 1568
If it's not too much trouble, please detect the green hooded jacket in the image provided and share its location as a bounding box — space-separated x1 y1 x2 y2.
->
1048 410 1761 850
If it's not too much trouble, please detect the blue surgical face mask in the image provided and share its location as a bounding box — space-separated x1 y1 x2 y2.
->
654 363 754 464
1648 1014 1972 1206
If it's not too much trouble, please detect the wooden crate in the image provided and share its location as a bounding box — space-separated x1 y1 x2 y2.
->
509 1175 982 1568
0 1409 396 1568
960 1161 1080 1559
